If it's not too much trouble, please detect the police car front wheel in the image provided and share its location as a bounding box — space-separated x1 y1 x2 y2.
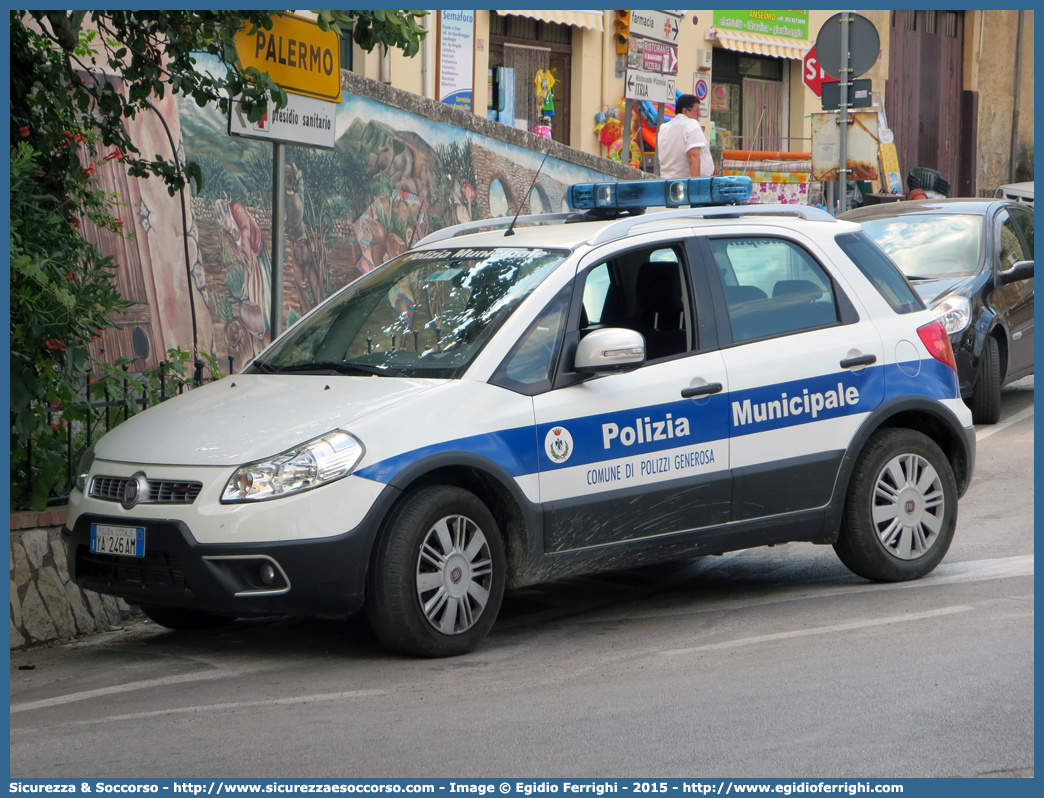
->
366 486 506 657
834 428 957 582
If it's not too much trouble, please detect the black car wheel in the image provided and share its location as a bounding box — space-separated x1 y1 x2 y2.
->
970 335 1001 424
140 605 236 631
366 486 505 658
834 429 957 582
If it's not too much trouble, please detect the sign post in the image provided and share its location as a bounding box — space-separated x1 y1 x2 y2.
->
628 9 682 44
233 14 341 339
235 15 342 102
801 44 838 99
271 143 285 340
628 39 679 75
228 92 337 149
837 14 851 214
624 69 677 104
620 10 684 173
814 12 880 215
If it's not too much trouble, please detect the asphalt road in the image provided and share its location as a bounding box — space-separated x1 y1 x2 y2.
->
10 379 1034 778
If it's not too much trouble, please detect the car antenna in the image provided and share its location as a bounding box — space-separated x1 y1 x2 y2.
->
504 143 553 237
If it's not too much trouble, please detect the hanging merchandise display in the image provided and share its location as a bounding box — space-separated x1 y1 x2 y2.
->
592 99 641 168
608 137 642 167
636 96 678 155
594 103 620 146
534 68 556 118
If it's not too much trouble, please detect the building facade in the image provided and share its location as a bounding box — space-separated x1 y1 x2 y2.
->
39 10 1033 372
353 9 1033 197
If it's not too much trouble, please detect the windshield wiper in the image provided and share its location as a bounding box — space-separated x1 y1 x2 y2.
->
251 359 278 373
269 361 404 376
904 275 933 281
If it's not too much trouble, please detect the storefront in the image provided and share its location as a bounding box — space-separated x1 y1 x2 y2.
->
487 10 603 147
704 12 812 163
361 9 1025 201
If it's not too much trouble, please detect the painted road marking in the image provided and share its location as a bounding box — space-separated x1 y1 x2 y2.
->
12 551 1031 715
660 605 974 656
12 690 388 731
565 554 1034 627
977 405 1033 441
10 666 267 714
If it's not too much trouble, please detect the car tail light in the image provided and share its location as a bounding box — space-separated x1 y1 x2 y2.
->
917 320 957 371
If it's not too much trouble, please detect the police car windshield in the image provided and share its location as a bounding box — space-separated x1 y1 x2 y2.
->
858 215 985 279
258 246 568 379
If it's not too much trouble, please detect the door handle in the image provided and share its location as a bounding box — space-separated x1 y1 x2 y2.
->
681 382 723 399
840 355 877 369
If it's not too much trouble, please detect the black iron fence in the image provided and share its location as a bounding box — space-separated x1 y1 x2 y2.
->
16 355 235 507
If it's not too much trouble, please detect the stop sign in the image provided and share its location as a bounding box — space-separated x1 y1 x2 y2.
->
802 43 838 98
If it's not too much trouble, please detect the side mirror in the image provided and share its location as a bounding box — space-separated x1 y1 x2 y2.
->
574 328 646 375
998 259 1033 285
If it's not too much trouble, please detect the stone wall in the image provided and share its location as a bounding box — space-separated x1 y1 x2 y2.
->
10 509 139 649
338 70 641 184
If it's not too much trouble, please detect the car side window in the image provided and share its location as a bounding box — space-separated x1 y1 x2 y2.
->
492 287 571 395
578 245 693 361
998 211 1028 270
709 237 840 343
1009 206 1034 259
834 231 923 314
581 263 613 326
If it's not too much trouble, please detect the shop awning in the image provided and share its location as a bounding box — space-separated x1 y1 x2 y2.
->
710 27 811 60
498 10 604 32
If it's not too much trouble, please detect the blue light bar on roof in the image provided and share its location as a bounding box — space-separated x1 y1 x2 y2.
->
567 176 752 211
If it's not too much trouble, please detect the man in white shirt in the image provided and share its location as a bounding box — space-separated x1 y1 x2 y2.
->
657 94 715 179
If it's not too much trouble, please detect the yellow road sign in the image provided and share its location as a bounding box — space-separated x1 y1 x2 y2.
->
236 14 341 103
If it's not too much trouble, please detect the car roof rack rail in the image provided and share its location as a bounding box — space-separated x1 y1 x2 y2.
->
414 204 836 249
415 212 586 247
585 204 836 247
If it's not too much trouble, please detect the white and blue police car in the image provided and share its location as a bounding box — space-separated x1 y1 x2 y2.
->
65 177 976 657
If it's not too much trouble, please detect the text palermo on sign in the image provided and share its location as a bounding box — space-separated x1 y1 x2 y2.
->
235 15 342 103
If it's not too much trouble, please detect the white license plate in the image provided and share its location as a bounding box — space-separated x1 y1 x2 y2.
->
90 524 146 558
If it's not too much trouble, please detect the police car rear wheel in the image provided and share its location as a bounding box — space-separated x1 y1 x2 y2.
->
366 486 505 657
834 429 957 582
139 605 235 631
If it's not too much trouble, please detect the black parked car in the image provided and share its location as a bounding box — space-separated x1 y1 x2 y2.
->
841 199 1033 423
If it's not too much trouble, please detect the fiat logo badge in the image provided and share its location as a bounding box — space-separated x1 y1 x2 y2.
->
122 472 148 509
450 566 463 584
905 500 916 514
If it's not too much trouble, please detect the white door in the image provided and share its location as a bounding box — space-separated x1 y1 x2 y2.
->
532 240 732 553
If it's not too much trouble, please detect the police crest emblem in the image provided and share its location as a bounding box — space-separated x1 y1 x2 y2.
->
544 426 573 464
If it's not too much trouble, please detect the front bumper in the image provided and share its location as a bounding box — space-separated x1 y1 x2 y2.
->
64 497 397 618
951 331 979 398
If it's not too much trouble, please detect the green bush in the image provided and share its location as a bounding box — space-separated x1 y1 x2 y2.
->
9 141 132 510
9 10 429 510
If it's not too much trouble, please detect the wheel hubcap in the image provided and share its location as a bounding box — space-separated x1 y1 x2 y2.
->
416 514 493 635
871 453 945 560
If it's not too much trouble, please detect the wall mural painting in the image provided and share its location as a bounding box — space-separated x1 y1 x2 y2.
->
120 59 620 371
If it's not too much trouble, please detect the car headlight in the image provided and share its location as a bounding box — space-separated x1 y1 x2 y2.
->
931 295 971 335
221 430 364 503
76 442 97 493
